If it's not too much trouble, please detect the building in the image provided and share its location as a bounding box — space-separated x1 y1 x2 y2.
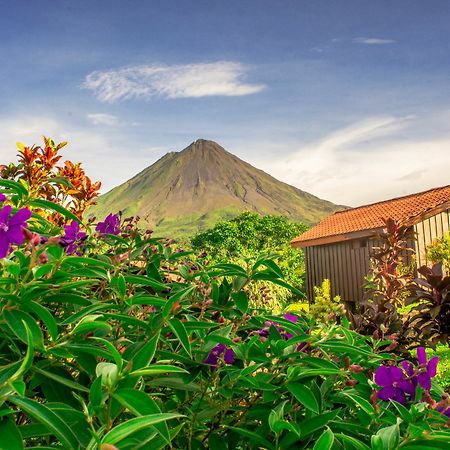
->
291 185 450 305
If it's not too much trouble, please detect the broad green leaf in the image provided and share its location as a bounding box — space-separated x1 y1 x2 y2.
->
227 426 275 450
335 433 371 450
375 421 400 450
340 392 374 415
0 179 28 197
231 291 248 313
168 318 191 356
0 417 23 449
101 413 182 445
299 410 340 438
129 365 188 377
114 389 170 445
28 198 81 223
3 309 45 351
24 301 58 341
7 396 80 449
34 367 89 393
131 332 160 371
313 427 334 450
287 383 319 414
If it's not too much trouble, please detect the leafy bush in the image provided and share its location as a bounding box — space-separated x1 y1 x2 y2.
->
309 279 345 325
191 212 308 297
349 219 415 345
0 141 450 448
427 233 450 269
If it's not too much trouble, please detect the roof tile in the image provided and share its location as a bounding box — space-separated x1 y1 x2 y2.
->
292 185 450 247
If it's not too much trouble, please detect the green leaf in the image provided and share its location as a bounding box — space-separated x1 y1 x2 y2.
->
7 396 80 449
0 179 28 198
313 427 334 450
231 291 248 313
375 421 400 450
335 434 370 450
227 426 275 450
0 417 24 450
168 318 191 356
3 309 45 351
101 413 182 445
287 383 320 414
340 392 374 415
28 198 81 224
24 301 58 341
299 410 340 438
34 367 89 393
114 389 170 445
129 365 188 377
131 332 160 371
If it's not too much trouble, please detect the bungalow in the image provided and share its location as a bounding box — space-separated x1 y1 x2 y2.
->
291 185 450 305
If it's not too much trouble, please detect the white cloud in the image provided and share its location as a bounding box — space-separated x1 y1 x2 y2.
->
0 115 162 194
354 37 396 45
256 115 450 207
87 113 118 126
83 61 265 102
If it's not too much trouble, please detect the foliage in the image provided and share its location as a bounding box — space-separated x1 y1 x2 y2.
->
309 279 345 325
0 137 101 224
0 142 450 448
406 262 450 347
191 212 309 300
427 233 450 269
349 219 415 344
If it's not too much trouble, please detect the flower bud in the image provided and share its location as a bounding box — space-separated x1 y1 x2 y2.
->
349 364 364 374
38 252 49 264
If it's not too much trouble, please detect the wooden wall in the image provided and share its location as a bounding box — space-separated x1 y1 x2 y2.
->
414 208 450 267
305 239 370 304
305 232 418 305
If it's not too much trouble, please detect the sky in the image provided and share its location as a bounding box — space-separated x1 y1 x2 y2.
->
0 0 449 206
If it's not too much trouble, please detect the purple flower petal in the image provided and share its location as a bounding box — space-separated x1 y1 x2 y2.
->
401 360 414 377
7 225 25 245
375 366 403 387
283 312 298 323
9 208 32 225
0 235 10 258
0 193 6 202
0 205 12 222
418 372 432 390
427 356 439 378
417 347 427 366
224 349 235 365
397 380 416 396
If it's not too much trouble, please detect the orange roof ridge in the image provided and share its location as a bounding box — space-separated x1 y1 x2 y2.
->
292 184 450 247
333 183 450 216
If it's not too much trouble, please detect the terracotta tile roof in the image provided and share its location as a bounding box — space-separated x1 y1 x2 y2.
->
292 185 450 247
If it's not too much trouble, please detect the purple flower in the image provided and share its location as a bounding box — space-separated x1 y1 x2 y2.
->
438 406 450 418
204 344 235 370
0 193 6 203
258 313 300 341
375 365 415 405
283 312 298 323
96 213 121 236
60 221 87 255
0 205 32 258
416 347 439 391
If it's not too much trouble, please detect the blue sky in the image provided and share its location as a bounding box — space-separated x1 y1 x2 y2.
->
0 0 449 206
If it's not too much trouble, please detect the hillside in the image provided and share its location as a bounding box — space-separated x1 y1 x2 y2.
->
91 139 344 237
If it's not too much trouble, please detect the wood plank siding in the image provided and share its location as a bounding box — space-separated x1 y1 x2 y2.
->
305 240 369 304
414 208 450 267
305 232 418 305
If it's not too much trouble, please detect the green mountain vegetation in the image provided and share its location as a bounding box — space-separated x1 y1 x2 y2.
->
91 139 344 237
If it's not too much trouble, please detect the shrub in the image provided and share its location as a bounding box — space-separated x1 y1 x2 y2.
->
0 142 450 448
427 232 450 269
309 279 345 324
